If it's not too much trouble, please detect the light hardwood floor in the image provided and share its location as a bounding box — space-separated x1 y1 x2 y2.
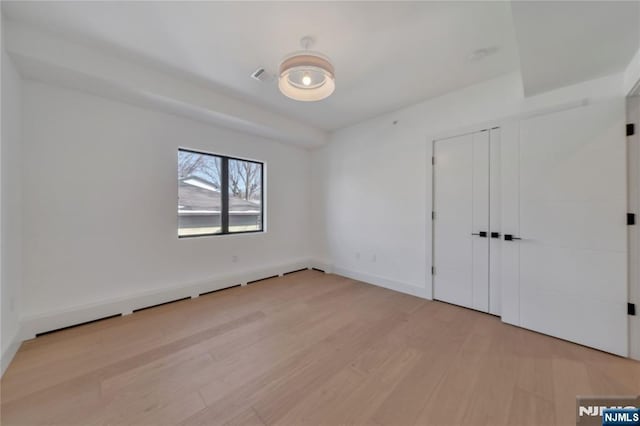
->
1 270 639 425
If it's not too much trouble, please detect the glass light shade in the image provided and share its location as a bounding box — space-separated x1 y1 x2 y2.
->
278 52 335 102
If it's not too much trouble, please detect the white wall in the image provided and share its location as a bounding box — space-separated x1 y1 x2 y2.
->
1 30 23 373
20 81 312 332
625 48 640 95
312 71 626 299
623 5 640 95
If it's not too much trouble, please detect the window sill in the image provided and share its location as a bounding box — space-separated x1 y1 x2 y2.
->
178 230 266 239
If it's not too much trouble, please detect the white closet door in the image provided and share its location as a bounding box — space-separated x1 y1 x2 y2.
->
433 132 490 311
489 128 502 316
627 96 640 361
517 100 628 356
500 123 521 326
472 131 490 311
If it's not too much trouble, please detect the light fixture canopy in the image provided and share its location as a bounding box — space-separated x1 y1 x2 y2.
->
278 37 335 102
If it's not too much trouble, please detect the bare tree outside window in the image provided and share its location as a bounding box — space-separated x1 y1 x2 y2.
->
228 159 261 202
228 158 262 231
178 150 222 189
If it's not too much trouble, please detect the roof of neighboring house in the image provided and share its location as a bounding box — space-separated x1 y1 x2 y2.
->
178 176 260 214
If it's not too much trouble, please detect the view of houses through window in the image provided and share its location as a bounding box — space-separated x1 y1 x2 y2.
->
178 149 263 237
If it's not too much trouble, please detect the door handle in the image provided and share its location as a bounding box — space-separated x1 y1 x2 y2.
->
491 232 500 239
472 231 487 237
504 234 521 241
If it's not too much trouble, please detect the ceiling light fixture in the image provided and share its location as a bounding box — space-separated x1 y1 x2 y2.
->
278 36 335 102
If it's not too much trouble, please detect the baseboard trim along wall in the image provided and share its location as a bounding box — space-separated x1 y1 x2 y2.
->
19 258 313 341
332 266 430 300
309 259 334 274
1 330 23 376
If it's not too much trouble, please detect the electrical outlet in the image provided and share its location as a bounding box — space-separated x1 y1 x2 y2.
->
355 252 360 260
371 254 377 263
232 255 238 263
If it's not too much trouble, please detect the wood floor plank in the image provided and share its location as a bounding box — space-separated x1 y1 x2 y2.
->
224 407 267 426
507 387 556 426
1 270 638 426
310 346 424 425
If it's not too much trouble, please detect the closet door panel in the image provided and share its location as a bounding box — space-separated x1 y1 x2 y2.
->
627 95 640 360
518 100 627 356
489 128 502 316
520 200 624 251
433 134 474 308
472 130 490 312
500 123 521 326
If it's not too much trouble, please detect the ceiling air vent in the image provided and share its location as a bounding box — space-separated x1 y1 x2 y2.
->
251 67 270 82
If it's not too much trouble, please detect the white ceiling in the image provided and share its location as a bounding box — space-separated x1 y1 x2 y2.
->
512 1 640 96
2 1 639 132
2 1 520 131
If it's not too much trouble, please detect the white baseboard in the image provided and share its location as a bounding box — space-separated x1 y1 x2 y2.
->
1 329 22 376
20 258 312 341
309 258 333 274
332 266 430 300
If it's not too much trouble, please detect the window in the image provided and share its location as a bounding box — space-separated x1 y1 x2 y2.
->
178 149 263 237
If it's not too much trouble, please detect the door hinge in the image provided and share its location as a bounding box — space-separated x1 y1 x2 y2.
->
431 266 435 275
627 123 635 136
629 303 636 316
628 213 636 226
432 156 435 165
432 211 435 220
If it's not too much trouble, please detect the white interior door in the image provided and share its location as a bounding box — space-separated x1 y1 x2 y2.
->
489 128 502 315
433 131 490 312
499 123 521 326
517 100 628 356
627 95 640 361
472 131 490 311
